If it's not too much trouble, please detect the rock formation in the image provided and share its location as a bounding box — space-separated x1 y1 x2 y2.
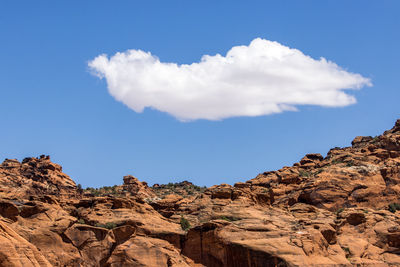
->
0 119 400 266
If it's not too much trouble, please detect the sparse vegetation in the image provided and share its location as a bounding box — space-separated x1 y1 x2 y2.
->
84 185 121 197
77 184 83 193
371 136 380 143
95 222 117 229
345 160 355 167
152 181 207 198
388 203 400 213
299 170 312 178
77 218 86 224
261 188 269 193
180 216 191 231
331 159 344 165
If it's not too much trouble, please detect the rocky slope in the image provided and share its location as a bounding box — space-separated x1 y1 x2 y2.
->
0 120 400 266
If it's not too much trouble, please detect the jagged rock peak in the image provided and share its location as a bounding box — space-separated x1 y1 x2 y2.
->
0 155 77 200
387 118 400 133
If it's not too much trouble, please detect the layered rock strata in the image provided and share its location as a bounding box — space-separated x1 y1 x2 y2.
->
0 120 399 266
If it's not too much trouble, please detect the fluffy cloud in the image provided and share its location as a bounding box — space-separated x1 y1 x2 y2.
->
89 38 371 121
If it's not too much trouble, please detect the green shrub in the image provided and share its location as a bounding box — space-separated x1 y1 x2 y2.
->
152 181 207 198
261 188 269 193
84 185 120 197
92 190 101 197
77 184 83 192
371 136 379 143
180 216 191 231
388 203 400 213
95 222 117 229
345 161 354 167
299 170 312 178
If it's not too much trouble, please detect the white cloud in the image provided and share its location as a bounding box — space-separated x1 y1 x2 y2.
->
88 38 372 121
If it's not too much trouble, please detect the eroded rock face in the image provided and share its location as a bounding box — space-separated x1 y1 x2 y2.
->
106 235 195 267
122 175 157 199
0 221 52 267
0 119 399 266
0 155 78 200
248 119 400 212
0 193 190 266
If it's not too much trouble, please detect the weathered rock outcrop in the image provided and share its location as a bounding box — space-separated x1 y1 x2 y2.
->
0 119 399 266
122 175 157 199
0 221 52 267
247 119 400 212
0 155 77 200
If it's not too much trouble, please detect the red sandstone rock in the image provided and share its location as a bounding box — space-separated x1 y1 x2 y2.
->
0 156 78 200
0 221 52 267
0 119 399 266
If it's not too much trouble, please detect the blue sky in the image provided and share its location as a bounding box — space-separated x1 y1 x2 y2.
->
1 1 399 187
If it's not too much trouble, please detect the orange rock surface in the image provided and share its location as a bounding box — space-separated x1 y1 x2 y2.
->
0 119 400 266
